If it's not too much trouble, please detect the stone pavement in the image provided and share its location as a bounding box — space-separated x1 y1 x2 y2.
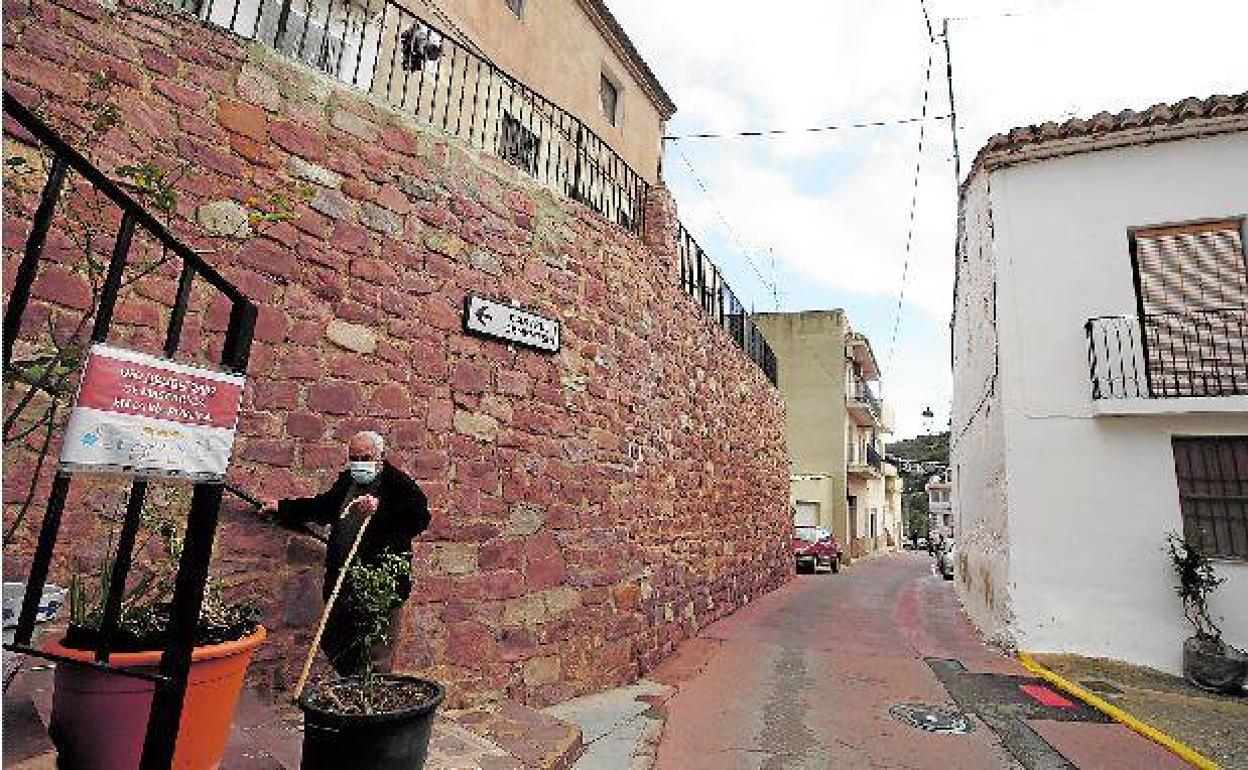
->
2 663 583 770
1033 653 1248 770
543 680 673 770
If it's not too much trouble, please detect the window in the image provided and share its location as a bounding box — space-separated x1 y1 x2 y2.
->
504 0 523 17
499 112 541 176
1173 437 1248 559
1131 219 1248 397
599 72 620 126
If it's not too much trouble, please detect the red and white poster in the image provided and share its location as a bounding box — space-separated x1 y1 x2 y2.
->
59 344 246 481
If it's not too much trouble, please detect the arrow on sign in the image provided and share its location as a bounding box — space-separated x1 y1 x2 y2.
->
475 305 493 325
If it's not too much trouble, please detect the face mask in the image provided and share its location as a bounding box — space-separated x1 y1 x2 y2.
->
348 460 380 484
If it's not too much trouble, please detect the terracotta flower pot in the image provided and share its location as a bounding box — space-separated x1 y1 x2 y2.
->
44 626 266 769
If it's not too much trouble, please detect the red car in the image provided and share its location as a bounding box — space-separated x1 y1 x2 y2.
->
793 526 842 574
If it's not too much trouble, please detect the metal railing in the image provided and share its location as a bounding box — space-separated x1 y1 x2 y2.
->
677 223 778 385
849 373 881 419
1086 307 1248 399
865 442 883 470
174 0 647 233
2 92 257 770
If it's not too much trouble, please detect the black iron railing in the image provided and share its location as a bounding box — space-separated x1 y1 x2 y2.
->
677 223 778 385
866 442 883 471
849 373 881 419
175 0 647 232
1086 308 1248 399
3 92 256 770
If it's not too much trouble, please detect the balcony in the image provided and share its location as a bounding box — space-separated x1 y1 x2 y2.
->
1085 308 1248 415
168 0 647 233
848 443 884 478
846 375 882 426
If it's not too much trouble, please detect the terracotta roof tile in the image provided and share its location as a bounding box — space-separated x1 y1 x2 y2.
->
978 91 1248 157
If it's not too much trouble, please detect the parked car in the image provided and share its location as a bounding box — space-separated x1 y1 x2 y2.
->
793 526 841 574
936 541 956 580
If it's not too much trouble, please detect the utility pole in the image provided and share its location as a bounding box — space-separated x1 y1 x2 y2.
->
941 18 962 183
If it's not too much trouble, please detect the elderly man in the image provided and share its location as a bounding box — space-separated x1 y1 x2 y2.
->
261 430 429 676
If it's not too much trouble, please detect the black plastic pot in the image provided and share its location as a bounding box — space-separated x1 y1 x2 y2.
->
298 675 445 770
1183 635 1248 695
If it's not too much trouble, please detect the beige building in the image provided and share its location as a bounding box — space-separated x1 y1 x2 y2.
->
757 311 901 563
413 0 675 181
194 0 675 229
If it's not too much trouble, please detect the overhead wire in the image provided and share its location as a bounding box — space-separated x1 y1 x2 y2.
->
663 113 950 141
670 144 780 309
884 42 936 382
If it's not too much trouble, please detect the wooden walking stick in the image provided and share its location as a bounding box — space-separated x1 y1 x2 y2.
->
292 501 376 702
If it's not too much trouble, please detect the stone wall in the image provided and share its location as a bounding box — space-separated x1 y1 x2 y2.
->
1 0 790 706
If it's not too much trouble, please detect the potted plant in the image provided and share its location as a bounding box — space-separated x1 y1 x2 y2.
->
43 489 265 769
297 552 444 770
1166 532 1247 694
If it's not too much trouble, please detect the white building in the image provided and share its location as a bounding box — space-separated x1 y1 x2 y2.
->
950 93 1248 669
926 473 952 542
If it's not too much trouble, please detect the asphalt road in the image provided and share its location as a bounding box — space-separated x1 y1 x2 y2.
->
651 551 1187 770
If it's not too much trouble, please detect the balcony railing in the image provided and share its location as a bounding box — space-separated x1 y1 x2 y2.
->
1086 308 1248 399
849 374 882 418
173 0 647 233
677 224 778 385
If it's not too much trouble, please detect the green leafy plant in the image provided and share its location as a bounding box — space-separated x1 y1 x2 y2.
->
64 487 259 651
344 552 409 712
1166 532 1225 642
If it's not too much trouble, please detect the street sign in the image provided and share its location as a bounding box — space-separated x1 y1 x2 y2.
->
58 344 246 481
463 295 560 353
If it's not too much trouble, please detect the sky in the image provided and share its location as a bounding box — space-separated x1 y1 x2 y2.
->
606 0 1248 439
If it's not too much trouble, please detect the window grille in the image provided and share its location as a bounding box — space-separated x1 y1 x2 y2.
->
1173 436 1248 559
500 112 540 176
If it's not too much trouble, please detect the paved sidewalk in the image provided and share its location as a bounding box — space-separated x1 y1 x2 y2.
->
543 680 673 770
2 663 583 770
1034 653 1248 769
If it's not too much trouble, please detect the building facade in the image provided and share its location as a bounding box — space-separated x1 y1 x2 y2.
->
2 0 787 707
951 93 1248 667
177 0 674 232
926 473 952 543
756 312 901 561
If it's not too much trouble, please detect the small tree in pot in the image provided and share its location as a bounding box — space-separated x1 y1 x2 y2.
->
297 552 445 770
1166 533 1247 694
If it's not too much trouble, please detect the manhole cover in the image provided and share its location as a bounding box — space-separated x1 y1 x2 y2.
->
889 703 975 734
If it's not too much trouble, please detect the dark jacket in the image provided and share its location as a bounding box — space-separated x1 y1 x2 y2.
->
276 461 429 601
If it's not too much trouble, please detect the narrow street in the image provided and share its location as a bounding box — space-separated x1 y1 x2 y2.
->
651 552 1188 770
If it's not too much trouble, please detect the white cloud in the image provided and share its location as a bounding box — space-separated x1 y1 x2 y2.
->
609 0 1248 436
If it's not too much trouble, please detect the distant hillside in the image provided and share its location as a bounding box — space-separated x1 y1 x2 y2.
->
887 431 949 464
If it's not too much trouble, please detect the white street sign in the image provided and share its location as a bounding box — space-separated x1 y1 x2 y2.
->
463 295 560 353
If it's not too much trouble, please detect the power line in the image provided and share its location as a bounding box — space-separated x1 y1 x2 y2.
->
886 17 938 380
671 145 779 306
663 113 951 141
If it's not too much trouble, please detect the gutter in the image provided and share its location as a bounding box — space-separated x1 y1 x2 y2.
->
1016 652 1220 770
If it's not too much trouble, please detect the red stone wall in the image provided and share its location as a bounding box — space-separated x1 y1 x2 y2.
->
1 0 790 706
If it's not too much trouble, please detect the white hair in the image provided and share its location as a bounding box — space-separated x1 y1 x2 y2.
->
353 430 386 455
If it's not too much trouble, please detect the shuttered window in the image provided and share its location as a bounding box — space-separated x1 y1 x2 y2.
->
1173 437 1248 560
1133 220 1247 313
1131 220 1248 397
